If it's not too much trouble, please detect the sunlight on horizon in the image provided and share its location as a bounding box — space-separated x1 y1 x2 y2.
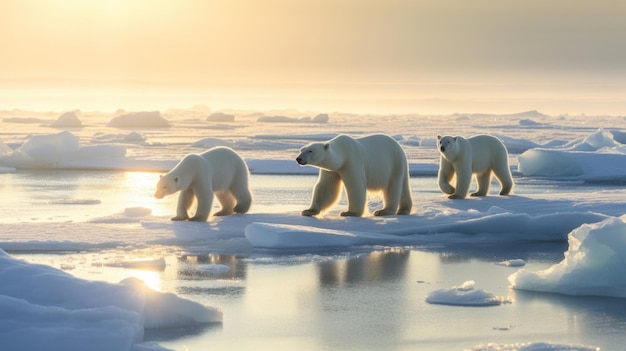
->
2 0 626 115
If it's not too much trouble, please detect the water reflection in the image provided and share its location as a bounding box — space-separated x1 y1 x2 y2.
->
175 253 247 297
318 248 411 286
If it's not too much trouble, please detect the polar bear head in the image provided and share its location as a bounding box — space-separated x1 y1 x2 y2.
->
296 142 329 167
437 135 461 159
154 174 180 199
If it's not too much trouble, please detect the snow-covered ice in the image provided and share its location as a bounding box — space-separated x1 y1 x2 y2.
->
509 215 626 298
0 249 221 351
2 109 626 350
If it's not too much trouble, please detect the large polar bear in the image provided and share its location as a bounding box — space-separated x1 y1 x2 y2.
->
296 134 412 217
154 147 252 221
437 134 513 199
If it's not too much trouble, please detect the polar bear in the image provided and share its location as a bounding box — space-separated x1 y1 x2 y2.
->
154 147 252 221
437 134 513 199
296 134 412 217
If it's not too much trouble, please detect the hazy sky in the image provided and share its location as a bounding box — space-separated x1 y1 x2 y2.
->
1 0 625 114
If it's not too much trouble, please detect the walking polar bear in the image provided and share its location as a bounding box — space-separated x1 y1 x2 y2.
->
154 147 252 221
437 134 513 199
296 134 412 217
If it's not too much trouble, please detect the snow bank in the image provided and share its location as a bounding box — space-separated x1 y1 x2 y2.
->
0 249 221 351
509 215 626 298
518 129 626 180
108 111 170 129
425 280 507 306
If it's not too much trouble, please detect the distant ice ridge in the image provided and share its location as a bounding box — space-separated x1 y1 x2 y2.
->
509 215 626 298
0 249 221 351
518 129 626 180
0 131 125 169
4 128 626 180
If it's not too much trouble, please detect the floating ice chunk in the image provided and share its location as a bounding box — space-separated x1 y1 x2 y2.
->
49 111 83 128
425 280 507 306
312 113 329 123
496 259 526 267
108 111 170 129
0 249 222 350
509 215 626 297
518 149 584 177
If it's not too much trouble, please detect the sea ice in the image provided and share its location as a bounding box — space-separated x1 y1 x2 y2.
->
0 249 222 350
108 111 170 129
425 280 507 306
509 215 626 298
49 111 83 128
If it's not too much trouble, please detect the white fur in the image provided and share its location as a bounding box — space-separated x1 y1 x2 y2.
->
437 134 513 199
296 134 412 217
155 147 252 221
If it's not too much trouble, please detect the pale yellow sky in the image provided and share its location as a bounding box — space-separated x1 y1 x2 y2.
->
1 0 625 114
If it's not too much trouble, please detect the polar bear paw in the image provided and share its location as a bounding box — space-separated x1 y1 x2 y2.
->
340 210 361 217
214 209 234 216
373 208 395 216
170 215 189 221
302 208 320 216
189 215 208 222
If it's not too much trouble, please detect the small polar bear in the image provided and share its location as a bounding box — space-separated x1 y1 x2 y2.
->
437 134 514 199
296 134 412 217
154 147 252 221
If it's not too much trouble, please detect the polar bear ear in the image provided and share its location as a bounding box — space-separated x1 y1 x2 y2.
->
453 137 457 141
324 143 330 150
437 135 442 140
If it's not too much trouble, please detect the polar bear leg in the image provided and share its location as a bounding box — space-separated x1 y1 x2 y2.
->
451 163 472 199
214 191 235 216
190 186 213 221
375 180 401 216
233 188 252 214
471 170 492 196
303 170 342 216
341 172 366 217
493 163 513 195
229 172 252 214
172 188 194 221
397 173 413 215
438 159 456 195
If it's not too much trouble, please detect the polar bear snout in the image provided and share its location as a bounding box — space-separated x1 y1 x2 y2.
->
296 156 309 165
440 146 445 152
